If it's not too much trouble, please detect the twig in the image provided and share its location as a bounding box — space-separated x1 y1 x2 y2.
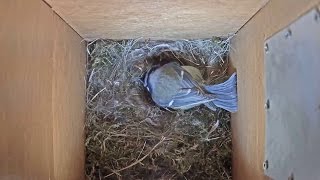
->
136 141 146 160
104 137 166 178
90 87 106 102
202 120 220 141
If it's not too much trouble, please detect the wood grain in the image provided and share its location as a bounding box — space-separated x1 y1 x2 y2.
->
52 12 87 180
0 0 86 179
45 0 268 40
0 1 54 179
230 0 320 180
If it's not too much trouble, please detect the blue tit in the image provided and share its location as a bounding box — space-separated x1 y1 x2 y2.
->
144 62 238 112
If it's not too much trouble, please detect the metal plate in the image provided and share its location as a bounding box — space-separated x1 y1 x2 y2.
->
264 8 320 180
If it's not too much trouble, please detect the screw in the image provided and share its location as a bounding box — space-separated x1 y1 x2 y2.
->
264 43 269 53
288 173 294 180
263 160 269 170
315 8 320 22
285 29 292 39
265 99 270 110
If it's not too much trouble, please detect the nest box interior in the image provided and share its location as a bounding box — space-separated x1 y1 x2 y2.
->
1 0 320 179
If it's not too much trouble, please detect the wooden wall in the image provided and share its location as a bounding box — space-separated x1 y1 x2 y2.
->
45 0 268 40
0 0 86 179
230 0 320 179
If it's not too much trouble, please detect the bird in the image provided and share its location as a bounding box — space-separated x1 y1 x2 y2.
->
143 62 237 112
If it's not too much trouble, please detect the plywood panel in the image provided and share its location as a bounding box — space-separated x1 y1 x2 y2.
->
45 0 268 40
0 1 54 179
52 14 87 180
53 15 86 180
0 0 86 179
230 0 320 180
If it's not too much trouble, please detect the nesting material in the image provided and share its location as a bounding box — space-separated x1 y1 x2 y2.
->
85 37 233 180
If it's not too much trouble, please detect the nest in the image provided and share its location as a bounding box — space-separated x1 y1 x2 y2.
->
85 37 233 180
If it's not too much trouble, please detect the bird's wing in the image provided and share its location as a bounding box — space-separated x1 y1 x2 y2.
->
166 63 215 109
169 62 199 88
181 66 204 83
147 63 182 106
169 90 215 110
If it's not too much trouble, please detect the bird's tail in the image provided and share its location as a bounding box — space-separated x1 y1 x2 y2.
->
204 73 238 112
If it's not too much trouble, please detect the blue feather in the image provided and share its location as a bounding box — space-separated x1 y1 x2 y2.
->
145 62 238 112
204 73 237 112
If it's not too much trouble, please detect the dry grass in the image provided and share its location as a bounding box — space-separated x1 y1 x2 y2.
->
85 37 233 180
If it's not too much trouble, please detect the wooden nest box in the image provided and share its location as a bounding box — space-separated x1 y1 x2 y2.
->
1 0 320 179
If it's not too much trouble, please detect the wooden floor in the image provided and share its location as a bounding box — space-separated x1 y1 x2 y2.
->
230 0 320 179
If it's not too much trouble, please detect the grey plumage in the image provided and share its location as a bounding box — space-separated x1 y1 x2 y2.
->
144 62 238 112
